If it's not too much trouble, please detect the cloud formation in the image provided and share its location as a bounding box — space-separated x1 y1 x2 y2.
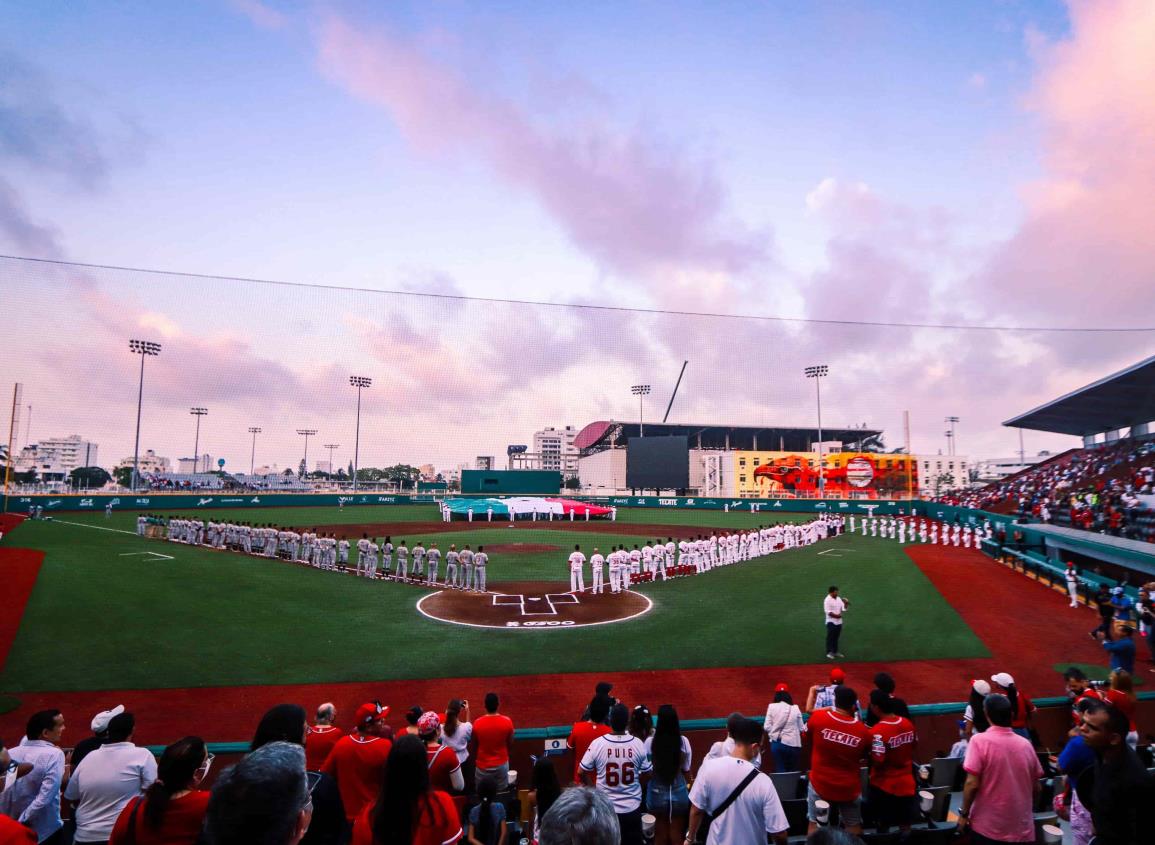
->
315 15 769 301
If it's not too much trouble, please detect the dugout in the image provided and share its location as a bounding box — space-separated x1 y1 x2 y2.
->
459 469 561 495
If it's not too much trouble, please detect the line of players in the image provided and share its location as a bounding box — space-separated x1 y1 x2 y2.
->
140 516 495 591
565 515 845 595
848 514 993 549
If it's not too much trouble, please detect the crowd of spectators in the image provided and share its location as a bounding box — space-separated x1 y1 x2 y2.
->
936 439 1155 541
1 670 1151 845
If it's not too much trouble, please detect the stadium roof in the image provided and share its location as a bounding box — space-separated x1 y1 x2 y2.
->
573 421 882 454
1003 354 1155 437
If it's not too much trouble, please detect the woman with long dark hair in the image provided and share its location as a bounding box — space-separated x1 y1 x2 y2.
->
628 705 653 744
442 699 474 791
109 737 210 845
251 704 345 845
351 735 461 845
963 680 990 737
465 778 507 845
644 705 691 845
526 756 560 843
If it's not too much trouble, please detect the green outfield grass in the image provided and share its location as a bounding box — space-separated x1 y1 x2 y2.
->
0 505 989 692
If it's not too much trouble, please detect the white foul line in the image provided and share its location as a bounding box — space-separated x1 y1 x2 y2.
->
118 551 175 560
51 519 138 535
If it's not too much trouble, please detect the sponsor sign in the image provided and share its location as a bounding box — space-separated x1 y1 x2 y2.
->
197 498 214 506
544 738 566 756
658 498 677 506
79 498 94 507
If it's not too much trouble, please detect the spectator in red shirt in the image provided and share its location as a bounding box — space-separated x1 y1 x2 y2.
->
306 703 343 772
865 690 918 835
110 736 211 845
990 673 1035 741
417 712 465 794
471 693 514 795
322 702 394 823
805 686 870 836
351 735 461 845
566 697 612 784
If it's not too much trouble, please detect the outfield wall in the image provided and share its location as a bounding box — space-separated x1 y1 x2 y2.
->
3 491 915 514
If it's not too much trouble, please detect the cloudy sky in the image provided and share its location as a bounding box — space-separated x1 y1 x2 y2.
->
1 0 1153 474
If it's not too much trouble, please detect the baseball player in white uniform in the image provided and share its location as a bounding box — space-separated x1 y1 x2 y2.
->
395 541 409 579
426 543 441 585
590 548 605 594
569 545 586 593
380 537 393 577
411 542 426 578
473 546 488 591
444 545 460 588
459 546 474 591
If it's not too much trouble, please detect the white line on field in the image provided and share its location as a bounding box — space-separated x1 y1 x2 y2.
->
118 551 175 560
51 519 138 535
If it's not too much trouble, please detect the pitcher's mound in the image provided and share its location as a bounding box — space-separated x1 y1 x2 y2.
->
417 584 651 629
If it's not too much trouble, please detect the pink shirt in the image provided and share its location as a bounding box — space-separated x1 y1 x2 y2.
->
963 726 1042 842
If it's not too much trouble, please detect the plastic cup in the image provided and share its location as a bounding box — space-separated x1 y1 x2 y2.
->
507 769 517 787
641 814 656 835
1041 824 1062 843
814 799 830 825
919 790 934 813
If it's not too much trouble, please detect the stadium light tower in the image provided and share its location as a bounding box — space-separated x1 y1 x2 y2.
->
631 384 651 437
349 376 372 492
189 408 208 473
324 443 340 477
248 427 261 475
128 339 161 492
945 416 960 456
804 365 829 495
296 429 318 477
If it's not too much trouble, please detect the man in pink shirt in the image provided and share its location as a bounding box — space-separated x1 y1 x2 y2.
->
957 694 1042 844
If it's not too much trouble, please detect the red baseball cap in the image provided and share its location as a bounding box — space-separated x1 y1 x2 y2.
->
830 668 846 682
774 683 790 693
355 702 389 726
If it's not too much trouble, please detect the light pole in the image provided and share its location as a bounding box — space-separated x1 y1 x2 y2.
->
945 416 959 456
248 427 261 475
189 407 208 473
349 376 372 492
631 384 651 437
296 429 317 478
804 365 829 495
128 339 161 491
324 444 340 478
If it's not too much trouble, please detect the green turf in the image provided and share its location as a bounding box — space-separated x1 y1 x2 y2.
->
0 507 989 691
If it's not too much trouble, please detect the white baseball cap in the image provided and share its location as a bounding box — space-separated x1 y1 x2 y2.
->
990 672 1015 688
972 679 991 696
91 704 125 733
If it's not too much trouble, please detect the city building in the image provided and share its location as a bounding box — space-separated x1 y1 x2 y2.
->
533 425 579 475
972 453 1051 483
418 463 436 481
476 456 496 471
115 450 171 475
177 454 213 473
15 435 99 476
914 455 972 495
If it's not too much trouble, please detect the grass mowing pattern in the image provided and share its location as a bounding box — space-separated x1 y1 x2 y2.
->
0 506 988 691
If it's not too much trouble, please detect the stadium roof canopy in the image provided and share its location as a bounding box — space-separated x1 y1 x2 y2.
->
1003 354 1155 437
573 421 882 454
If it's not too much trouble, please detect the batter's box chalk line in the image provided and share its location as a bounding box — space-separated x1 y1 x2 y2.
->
491 592 580 616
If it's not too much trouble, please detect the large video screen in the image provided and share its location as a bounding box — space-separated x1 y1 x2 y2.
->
626 436 690 490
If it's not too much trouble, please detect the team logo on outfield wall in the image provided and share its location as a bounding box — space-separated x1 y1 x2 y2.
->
79 498 94 507
376 496 396 503
846 457 875 488
197 498 214 506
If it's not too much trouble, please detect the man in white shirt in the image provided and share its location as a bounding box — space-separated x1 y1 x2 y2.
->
1065 562 1080 608
823 585 847 660
64 712 157 844
687 716 788 845
5 709 67 843
590 548 605 595
569 545 586 593
580 704 652 845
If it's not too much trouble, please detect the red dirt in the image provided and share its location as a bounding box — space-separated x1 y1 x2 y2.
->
0 548 43 673
0 513 26 535
0 542 1114 745
481 543 562 554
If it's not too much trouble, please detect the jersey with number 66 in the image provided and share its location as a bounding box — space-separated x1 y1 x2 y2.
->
580 733 652 813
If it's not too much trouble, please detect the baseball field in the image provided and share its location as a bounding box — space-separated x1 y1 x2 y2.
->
1 504 989 694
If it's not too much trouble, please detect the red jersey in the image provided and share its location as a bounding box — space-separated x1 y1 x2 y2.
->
321 734 393 821
110 792 211 845
472 714 514 769
0 816 36 845
1010 694 1035 729
307 725 345 771
567 721 611 783
868 716 918 796
806 709 870 802
351 792 462 845
426 744 462 793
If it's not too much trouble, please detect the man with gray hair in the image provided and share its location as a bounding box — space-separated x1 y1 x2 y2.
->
539 786 620 845
205 741 313 845
305 703 342 771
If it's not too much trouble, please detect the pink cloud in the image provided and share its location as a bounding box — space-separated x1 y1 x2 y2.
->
314 15 769 299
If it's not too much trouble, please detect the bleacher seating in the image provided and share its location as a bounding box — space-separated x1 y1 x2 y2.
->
146 472 228 490
938 439 1155 541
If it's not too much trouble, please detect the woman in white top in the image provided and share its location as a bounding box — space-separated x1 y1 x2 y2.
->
441 699 473 765
763 686 805 772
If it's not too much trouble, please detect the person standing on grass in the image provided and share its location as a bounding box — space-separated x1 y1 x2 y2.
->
956 694 1041 845
823 586 847 660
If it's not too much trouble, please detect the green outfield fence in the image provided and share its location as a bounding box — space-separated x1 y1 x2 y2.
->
4 491 914 514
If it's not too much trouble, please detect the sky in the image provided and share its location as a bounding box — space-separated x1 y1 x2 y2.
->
1 0 1153 474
